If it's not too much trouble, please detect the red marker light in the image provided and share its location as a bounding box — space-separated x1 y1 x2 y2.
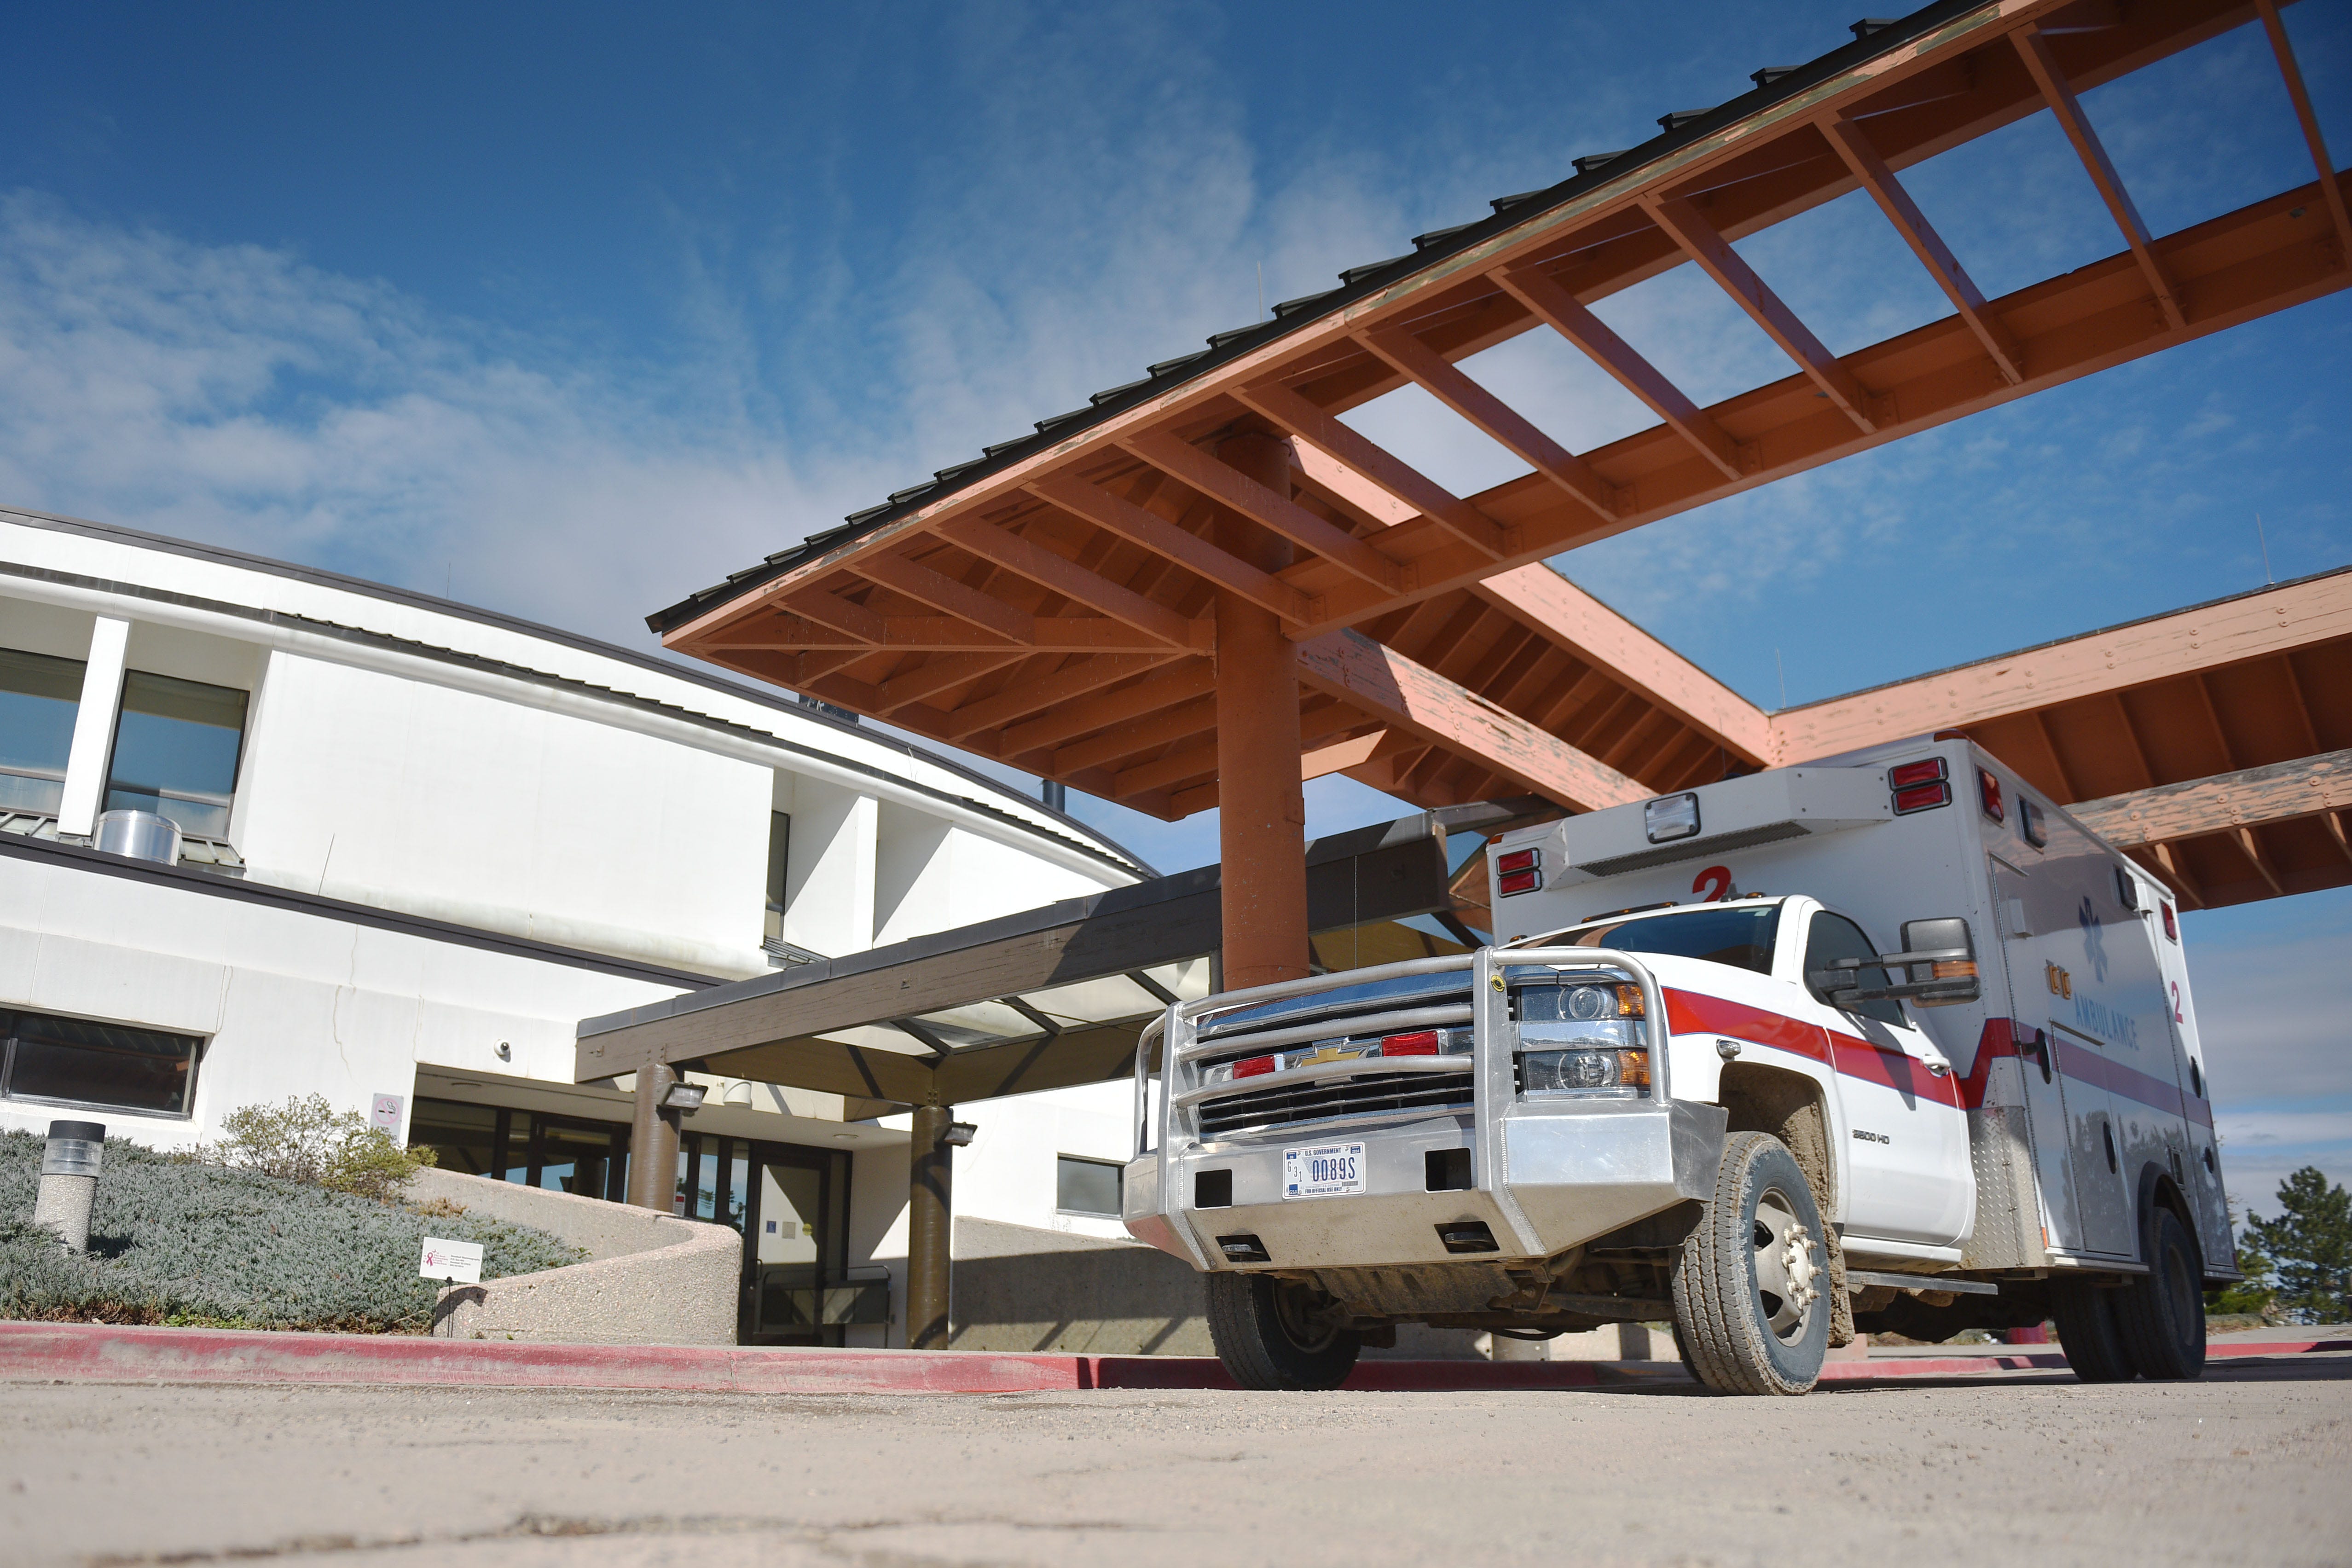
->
1498 849 1538 873
1977 767 2005 823
2161 903 2178 942
1888 758 1946 788
1497 848 1542 897
1381 1030 1440 1057
1234 1055 1275 1078
1892 781 1951 815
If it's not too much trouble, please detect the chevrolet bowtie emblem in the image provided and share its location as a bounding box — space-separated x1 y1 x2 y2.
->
1289 1043 1367 1070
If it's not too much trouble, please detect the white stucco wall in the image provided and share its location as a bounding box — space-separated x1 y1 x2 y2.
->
0 851 680 1147
233 651 775 976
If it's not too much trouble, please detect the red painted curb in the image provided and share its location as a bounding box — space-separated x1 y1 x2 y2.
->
0 1323 2340 1395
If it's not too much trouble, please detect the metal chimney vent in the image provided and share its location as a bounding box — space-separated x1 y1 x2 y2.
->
94 810 182 866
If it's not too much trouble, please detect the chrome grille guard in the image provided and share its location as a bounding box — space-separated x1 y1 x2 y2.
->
1133 947 1674 1164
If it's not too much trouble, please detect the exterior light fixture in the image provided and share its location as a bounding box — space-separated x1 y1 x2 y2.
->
944 1121 978 1147
1643 792 1701 844
660 1081 707 1112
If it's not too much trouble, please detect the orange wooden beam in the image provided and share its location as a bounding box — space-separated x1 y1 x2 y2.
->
1642 193 1879 433
1117 428 1404 593
928 515 1205 650
1772 568 2352 764
2254 0 2352 261
1356 323 1623 521
1233 376 1511 558
2012 24 2187 331
1818 110 2024 385
1495 261 1749 480
1468 565 1774 763
1025 474 1316 626
1297 630 1649 813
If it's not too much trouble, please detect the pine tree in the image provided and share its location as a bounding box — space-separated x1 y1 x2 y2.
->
2244 1168 2352 1325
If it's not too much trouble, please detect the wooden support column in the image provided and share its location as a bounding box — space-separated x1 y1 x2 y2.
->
626 1062 682 1212
907 1103 954 1350
1213 430 1312 991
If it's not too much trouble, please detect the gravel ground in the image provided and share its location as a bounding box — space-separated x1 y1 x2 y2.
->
4 1356 2346 1568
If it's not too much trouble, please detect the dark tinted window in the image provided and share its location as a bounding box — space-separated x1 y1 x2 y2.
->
1057 1155 1122 1216
105 671 248 839
1 1008 202 1115
0 648 83 815
1805 912 1905 1026
1561 904 1783 977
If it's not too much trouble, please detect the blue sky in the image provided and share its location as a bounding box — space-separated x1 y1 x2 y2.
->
0 0 2344 1213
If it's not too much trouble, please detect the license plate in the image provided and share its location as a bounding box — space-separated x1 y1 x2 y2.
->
1283 1141 1366 1199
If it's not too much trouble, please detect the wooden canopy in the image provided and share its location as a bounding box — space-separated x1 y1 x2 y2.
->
652 0 2341 828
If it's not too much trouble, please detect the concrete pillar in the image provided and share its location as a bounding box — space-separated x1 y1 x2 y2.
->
907 1103 953 1349
1211 430 1311 992
58 616 130 838
627 1062 683 1212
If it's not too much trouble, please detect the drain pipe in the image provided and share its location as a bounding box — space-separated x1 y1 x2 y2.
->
35 1120 104 1252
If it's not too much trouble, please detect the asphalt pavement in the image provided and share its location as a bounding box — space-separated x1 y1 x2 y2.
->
5 1354 2346 1567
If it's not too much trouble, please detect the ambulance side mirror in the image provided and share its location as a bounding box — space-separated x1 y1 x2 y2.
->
1893 917 1980 1007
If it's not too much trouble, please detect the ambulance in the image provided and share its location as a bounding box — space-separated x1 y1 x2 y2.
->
1120 733 2235 1394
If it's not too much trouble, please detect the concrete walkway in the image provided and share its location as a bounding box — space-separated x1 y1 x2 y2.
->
5 1358 2347 1567
3 1319 2344 1394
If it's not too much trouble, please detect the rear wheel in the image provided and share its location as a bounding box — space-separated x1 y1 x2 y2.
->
1205 1272 1361 1391
2113 1209 2207 1381
1671 1131 1830 1395
2052 1276 2137 1382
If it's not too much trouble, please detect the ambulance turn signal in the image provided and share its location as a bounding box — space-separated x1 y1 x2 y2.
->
1497 848 1542 897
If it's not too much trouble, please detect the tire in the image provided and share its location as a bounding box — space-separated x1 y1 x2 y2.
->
2051 1276 2137 1382
2113 1209 2207 1381
1205 1272 1361 1391
1670 1131 1831 1395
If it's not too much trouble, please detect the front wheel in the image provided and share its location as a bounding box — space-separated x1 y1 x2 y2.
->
1205 1272 1361 1391
1671 1131 1830 1395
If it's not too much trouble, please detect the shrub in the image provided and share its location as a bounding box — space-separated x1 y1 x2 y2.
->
203 1094 437 1201
0 1131 580 1332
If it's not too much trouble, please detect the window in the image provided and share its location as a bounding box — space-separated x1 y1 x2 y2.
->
1056 1154 1123 1217
0 1007 202 1117
1562 903 1783 977
104 670 248 839
1804 912 1906 1027
407 1099 501 1176
0 648 84 816
764 810 791 943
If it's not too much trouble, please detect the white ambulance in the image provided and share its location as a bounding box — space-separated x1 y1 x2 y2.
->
1121 734 2235 1394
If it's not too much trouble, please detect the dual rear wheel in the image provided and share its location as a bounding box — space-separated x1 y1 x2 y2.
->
2054 1208 2207 1383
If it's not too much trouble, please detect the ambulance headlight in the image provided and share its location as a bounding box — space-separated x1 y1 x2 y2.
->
1519 1044 1650 1098
1644 793 1700 844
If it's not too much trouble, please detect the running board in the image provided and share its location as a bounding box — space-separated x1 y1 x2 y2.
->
1846 1270 1998 1296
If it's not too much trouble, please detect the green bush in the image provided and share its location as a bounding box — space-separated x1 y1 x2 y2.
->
203 1094 436 1201
0 1130 580 1332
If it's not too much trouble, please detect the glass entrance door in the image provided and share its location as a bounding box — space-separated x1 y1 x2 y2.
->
741 1144 849 1345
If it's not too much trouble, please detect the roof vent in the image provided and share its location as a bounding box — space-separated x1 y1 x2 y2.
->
1572 151 1629 176
1658 109 1715 132
94 810 181 866
1850 17 1897 39
1751 65 1799 87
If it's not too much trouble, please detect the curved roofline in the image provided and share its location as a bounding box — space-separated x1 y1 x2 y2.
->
0 502 1155 877
647 0 1981 636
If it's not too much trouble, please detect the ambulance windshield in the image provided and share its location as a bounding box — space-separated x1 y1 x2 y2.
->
1558 903 1782 978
